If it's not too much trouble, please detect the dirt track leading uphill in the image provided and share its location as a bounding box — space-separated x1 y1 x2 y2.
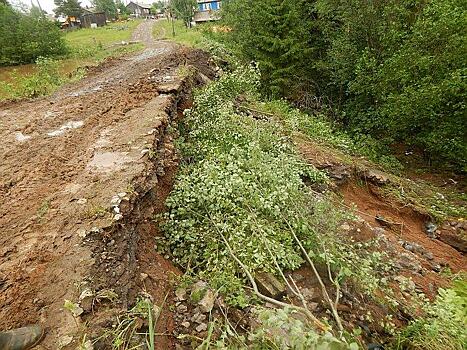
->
0 20 214 348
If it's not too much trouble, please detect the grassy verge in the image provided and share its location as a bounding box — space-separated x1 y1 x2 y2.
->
0 20 143 101
152 19 204 47
65 19 144 61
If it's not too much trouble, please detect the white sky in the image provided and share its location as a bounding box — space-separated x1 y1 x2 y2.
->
14 0 159 15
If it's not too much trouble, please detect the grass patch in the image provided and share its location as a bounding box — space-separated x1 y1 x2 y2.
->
152 19 204 47
65 19 144 60
0 20 143 101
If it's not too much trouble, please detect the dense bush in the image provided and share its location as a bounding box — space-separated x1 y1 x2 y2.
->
0 4 68 66
221 0 467 170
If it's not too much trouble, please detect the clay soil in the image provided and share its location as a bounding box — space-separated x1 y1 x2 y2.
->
0 20 214 349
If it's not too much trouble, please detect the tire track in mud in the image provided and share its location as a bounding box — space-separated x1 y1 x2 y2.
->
0 20 215 348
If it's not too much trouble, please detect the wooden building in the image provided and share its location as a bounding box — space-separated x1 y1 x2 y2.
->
80 8 107 28
194 0 222 24
126 2 151 17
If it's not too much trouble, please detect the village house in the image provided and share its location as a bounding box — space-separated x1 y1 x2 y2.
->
126 2 152 18
80 7 107 28
194 0 222 24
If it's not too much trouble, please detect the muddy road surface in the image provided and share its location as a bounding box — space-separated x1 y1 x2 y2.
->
0 20 214 348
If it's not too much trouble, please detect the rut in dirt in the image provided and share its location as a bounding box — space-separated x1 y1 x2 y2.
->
0 19 215 348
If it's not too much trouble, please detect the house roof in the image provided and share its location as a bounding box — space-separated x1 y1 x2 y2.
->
127 1 152 9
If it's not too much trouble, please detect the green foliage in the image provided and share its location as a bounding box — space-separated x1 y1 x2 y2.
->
0 57 67 99
262 100 402 172
65 20 143 59
152 18 203 46
220 0 467 170
395 280 467 350
54 0 83 17
116 0 128 16
162 66 389 306
169 0 196 27
0 4 68 66
93 0 117 20
212 307 358 349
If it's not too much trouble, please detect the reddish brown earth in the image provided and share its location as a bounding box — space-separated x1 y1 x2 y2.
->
0 20 214 349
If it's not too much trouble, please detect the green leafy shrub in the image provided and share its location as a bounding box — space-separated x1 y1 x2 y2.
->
395 280 467 350
162 66 389 306
0 57 64 99
0 4 68 66
213 307 358 349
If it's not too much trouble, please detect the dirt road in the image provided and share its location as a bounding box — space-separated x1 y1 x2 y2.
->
0 20 213 348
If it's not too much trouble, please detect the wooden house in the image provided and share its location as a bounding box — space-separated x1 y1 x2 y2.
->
80 8 107 28
194 0 222 24
126 2 151 18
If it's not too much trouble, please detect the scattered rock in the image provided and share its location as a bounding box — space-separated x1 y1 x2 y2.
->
431 264 442 273
425 222 438 239
255 272 286 300
340 223 351 231
77 228 87 238
175 288 187 301
198 289 216 313
190 281 209 303
395 253 422 273
181 321 190 328
58 335 73 348
438 232 467 253
176 304 188 314
195 323 208 333
140 273 148 281
364 169 389 185
79 288 94 313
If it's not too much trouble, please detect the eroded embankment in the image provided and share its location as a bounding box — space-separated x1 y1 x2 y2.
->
72 70 215 349
0 44 215 348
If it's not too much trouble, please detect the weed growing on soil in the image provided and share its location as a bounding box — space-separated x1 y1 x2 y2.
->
212 307 357 349
260 100 403 172
161 66 389 312
395 280 467 350
0 57 64 99
100 298 160 350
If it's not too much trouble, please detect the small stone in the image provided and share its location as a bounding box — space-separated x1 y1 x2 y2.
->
175 288 187 301
195 323 207 333
77 198 87 205
373 227 386 236
140 273 148 281
190 281 208 303
77 228 87 238
425 222 438 238
79 288 94 313
340 223 351 231
181 321 190 328
422 251 434 260
58 335 73 348
255 272 286 300
114 214 123 221
364 169 389 185
431 264 442 273
198 289 216 313
176 304 188 313
108 239 115 247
